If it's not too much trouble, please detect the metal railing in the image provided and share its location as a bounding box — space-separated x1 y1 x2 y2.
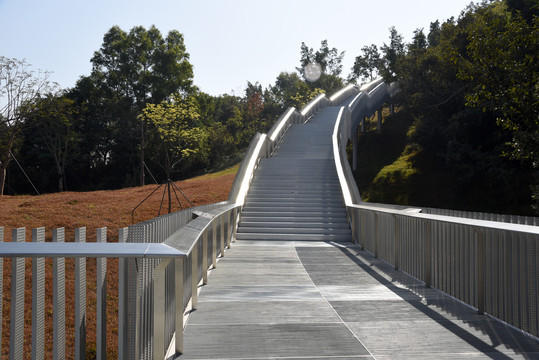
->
331 80 539 339
0 201 240 360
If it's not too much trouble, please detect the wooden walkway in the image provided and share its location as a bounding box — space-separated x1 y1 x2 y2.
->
178 107 539 359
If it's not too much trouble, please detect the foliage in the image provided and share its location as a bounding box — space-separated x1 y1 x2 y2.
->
20 93 79 192
3 28 341 195
0 56 56 195
349 45 381 83
139 94 206 179
354 0 538 214
297 40 345 78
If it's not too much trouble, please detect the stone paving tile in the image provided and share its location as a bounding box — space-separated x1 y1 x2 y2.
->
182 323 370 359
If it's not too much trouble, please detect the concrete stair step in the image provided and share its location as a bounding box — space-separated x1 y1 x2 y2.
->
241 207 346 214
240 215 348 223
237 227 352 235
244 199 343 206
235 232 352 241
239 221 350 229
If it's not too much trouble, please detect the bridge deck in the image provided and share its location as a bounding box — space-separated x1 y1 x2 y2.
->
179 107 539 359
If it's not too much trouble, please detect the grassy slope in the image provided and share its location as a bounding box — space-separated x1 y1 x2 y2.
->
354 109 457 209
0 165 238 359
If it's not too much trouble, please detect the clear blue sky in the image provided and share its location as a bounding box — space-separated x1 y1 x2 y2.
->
0 0 474 96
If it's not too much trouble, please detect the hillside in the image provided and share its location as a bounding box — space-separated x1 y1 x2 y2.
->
353 109 534 215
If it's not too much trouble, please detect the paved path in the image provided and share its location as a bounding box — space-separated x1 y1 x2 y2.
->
179 107 539 359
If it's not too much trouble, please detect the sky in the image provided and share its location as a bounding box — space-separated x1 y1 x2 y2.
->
0 0 474 97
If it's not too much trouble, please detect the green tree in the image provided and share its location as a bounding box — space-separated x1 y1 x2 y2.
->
349 44 381 83
139 94 206 180
271 72 325 109
380 26 406 82
409 28 428 53
459 1 539 207
297 40 345 78
85 25 194 186
428 20 442 47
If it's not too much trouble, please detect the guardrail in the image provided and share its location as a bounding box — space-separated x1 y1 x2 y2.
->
331 80 539 339
0 201 239 360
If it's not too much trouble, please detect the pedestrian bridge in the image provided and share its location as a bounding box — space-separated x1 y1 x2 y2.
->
1 80 538 359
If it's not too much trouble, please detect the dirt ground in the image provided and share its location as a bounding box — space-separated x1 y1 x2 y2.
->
0 171 236 359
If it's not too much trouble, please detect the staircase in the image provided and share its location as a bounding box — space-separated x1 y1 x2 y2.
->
236 107 352 242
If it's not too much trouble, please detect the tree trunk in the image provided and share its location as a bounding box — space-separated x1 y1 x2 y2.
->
58 173 64 192
0 165 6 196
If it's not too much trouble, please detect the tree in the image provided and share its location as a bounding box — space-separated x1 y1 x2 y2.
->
349 44 381 83
297 40 345 79
139 94 206 180
87 25 194 186
0 57 56 195
459 1 539 207
409 28 428 53
380 26 406 82
428 20 442 47
22 93 79 192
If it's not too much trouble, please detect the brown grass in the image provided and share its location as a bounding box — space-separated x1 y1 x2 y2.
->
0 168 237 359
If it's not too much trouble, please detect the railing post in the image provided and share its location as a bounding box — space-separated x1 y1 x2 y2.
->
10 228 25 360
202 230 208 285
118 228 128 360
475 228 485 314
424 221 432 288
212 220 218 268
175 257 185 355
191 244 198 310
226 210 232 249
52 228 66 360
360 209 365 250
393 215 400 270
220 213 225 257
32 227 45 360
154 258 170 360
75 227 87 360
374 212 379 258
96 228 107 360
350 207 357 245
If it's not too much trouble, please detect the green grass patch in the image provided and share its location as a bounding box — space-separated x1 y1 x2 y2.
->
189 163 240 180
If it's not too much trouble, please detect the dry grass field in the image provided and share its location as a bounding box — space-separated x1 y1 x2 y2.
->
0 166 237 359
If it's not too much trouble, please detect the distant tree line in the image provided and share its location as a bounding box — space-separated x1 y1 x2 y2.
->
0 27 344 195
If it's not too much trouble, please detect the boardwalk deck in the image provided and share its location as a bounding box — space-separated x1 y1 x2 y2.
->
179 107 539 359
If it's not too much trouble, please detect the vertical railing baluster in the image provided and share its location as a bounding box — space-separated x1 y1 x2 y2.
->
374 212 379 258
191 244 198 310
202 230 208 285
393 215 400 270
97 228 107 360
424 221 432 288
220 214 225 257
75 227 87 360
475 228 485 314
32 227 45 360
53 228 65 360
10 227 25 360
212 220 217 268
118 227 128 360
175 257 185 355
154 259 170 360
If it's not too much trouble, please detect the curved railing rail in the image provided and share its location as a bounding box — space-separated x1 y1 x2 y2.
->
331 80 539 339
